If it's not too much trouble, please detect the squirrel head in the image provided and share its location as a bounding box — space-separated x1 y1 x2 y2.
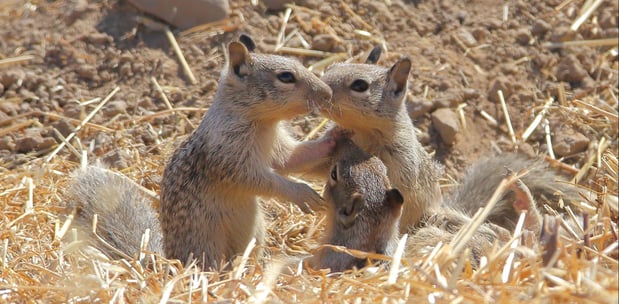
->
218 37 332 122
323 138 404 245
320 47 411 131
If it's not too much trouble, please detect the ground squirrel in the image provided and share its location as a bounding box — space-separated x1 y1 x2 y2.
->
319 47 443 234
446 153 581 232
70 36 341 269
307 137 404 272
306 138 519 271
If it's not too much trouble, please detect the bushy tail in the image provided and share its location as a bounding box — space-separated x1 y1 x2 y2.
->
447 153 583 231
66 165 164 259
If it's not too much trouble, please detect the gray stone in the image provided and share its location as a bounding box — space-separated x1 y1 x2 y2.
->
432 108 460 145
127 0 229 29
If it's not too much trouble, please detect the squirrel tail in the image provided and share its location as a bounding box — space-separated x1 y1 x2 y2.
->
66 165 164 259
447 153 582 231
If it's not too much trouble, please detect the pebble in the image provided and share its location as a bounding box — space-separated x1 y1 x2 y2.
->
515 28 532 45
456 29 477 47
552 128 590 157
102 149 132 169
312 34 337 52
127 0 229 29
102 100 128 117
555 55 588 84
408 98 434 119
431 108 460 145
531 20 551 38
0 136 15 151
263 0 293 10
487 76 513 103
15 132 57 153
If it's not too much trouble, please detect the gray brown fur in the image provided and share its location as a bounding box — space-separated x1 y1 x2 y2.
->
68 166 164 258
320 59 443 235
309 137 403 272
159 41 334 269
447 153 581 232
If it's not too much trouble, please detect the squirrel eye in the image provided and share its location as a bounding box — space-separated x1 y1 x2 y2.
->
277 72 296 84
350 79 369 92
330 165 338 181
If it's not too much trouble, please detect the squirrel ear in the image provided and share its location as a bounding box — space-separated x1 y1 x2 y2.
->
384 188 404 209
365 45 382 64
387 58 411 95
228 41 251 78
239 34 256 52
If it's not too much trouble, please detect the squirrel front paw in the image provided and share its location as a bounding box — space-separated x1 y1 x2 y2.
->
289 182 324 213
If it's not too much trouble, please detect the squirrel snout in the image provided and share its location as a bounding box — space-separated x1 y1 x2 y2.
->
313 81 333 105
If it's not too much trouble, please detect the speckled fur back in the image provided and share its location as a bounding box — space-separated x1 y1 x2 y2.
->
67 165 164 259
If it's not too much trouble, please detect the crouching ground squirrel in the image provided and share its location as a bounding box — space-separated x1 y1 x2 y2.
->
306 138 535 272
68 36 344 269
307 136 404 272
319 46 583 234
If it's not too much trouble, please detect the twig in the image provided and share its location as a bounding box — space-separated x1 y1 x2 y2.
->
498 90 517 144
544 119 556 159
522 97 553 142
45 86 119 163
570 0 603 31
151 77 195 129
303 118 330 141
543 38 618 49
0 55 35 68
165 27 197 84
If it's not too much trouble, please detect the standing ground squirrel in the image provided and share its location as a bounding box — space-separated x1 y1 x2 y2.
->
319 48 443 234
69 36 342 269
307 137 404 272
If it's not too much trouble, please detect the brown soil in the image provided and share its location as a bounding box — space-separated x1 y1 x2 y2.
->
0 0 617 302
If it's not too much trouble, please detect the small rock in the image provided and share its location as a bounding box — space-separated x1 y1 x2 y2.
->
515 28 532 45
127 0 229 29
555 55 588 84
263 0 293 10
531 20 551 38
455 29 477 47
408 98 434 119
63 102 83 119
52 119 74 137
85 32 113 45
0 136 15 151
76 65 97 81
102 149 132 170
0 101 19 116
102 100 128 117
487 76 513 103
15 134 44 153
312 34 337 52
552 128 590 157
431 108 460 145
462 88 480 100
0 70 24 88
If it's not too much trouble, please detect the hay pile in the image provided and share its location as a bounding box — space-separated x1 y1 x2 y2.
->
1 0 618 302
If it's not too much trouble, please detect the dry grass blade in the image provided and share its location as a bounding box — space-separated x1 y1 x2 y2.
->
45 86 119 163
0 54 34 68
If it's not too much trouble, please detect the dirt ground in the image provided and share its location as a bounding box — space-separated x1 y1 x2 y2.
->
1 0 617 175
0 0 617 302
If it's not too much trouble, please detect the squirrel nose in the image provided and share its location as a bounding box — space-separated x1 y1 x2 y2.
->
315 81 333 104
